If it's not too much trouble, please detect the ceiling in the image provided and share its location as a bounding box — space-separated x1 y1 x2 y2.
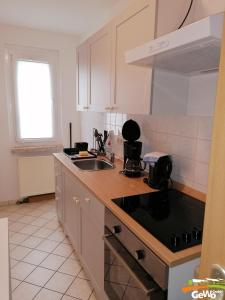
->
0 0 128 38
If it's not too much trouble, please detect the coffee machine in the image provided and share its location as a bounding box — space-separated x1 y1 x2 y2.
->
122 119 145 177
143 152 172 190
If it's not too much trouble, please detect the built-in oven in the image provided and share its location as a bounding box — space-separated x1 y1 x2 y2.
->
104 208 168 300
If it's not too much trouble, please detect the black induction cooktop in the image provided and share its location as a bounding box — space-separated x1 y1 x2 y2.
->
112 189 205 252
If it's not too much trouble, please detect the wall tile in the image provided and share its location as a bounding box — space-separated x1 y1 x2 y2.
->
172 156 195 182
81 111 212 193
195 162 209 187
198 117 213 140
177 137 197 159
196 139 211 163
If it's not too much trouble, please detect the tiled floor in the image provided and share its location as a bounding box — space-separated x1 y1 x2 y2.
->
0 199 97 300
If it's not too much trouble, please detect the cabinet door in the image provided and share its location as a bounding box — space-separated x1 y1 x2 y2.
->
88 25 112 112
81 209 104 291
63 171 81 253
76 42 89 111
54 159 63 224
112 0 156 114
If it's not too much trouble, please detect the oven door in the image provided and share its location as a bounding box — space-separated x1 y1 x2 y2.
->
104 228 166 300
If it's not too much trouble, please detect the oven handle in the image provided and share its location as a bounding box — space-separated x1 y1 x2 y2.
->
103 234 159 296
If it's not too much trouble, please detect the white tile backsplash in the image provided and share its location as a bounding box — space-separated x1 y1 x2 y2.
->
80 112 213 193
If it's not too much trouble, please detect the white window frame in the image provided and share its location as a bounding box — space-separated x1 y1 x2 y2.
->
5 45 61 147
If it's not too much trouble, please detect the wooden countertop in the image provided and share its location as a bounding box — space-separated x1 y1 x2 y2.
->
54 153 203 267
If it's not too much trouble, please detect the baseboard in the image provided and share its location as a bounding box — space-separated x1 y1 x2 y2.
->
27 193 55 203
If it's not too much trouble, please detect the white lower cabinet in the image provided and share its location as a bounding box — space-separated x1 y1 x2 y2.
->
61 166 106 299
81 210 105 295
54 158 63 224
63 169 81 254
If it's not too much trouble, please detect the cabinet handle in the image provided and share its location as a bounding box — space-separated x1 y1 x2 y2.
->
72 196 80 205
83 106 89 110
85 198 90 204
105 107 111 110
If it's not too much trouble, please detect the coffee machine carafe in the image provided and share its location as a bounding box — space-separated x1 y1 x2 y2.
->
143 152 172 190
122 120 145 177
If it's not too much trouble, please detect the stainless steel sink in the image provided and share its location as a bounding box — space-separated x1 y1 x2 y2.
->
73 159 114 171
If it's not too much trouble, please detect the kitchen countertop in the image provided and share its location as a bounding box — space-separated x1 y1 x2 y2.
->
54 152 203 267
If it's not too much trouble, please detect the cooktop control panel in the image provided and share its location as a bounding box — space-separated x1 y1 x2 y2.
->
112 189 205 252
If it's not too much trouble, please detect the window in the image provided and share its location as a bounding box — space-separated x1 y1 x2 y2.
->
6 46 60 146
16 60 53 139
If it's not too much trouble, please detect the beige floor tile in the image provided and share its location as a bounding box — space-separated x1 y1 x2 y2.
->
53 243 73 257
9 243 18 251
40 211 57 220
0 211 9 218
47 230 65 242
66 278 92 300
26 209 43 217
25 266 55 287
11 278 22 291
11 261 36 280
77 269 89 280
19 224 39 235
10 258 19 268
31 217 49 227
16 207 34 215
33 288 63 300
21 236 43 248
36 239 59 253
89 292 97 300
45 271 75 294
40 253 66 271
12 281 41 300
62 295 76 300
8 213 24 222
11 246 32 260
10 232 29 244
23 249 49 265
9 222 26 233
62 237 72 245
33 227 54 238
68 251 79 261
44 219 60 230
19 215 37 224
59 258 82 276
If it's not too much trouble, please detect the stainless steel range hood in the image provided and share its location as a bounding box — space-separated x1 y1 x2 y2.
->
125 13 224 75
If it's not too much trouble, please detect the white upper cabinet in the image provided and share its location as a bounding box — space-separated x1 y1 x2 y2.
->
76 41 89 111
111 0 156 114
76 0 157 114
88 24 112 112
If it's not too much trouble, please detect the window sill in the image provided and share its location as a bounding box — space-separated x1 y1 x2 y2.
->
11 144 63 154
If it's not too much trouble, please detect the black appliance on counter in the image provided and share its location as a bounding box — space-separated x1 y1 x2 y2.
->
112 189 205 253
122 119 145 177
143 152 172 190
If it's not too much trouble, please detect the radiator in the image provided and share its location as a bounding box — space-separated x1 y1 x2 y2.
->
18 156 55 198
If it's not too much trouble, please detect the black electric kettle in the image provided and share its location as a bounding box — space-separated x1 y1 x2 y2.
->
143 152 172 190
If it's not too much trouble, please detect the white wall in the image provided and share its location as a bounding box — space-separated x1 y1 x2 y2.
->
0 24 81 203
156 0 225 37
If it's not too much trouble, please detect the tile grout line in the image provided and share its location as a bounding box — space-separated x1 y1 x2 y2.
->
8 199 95 300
